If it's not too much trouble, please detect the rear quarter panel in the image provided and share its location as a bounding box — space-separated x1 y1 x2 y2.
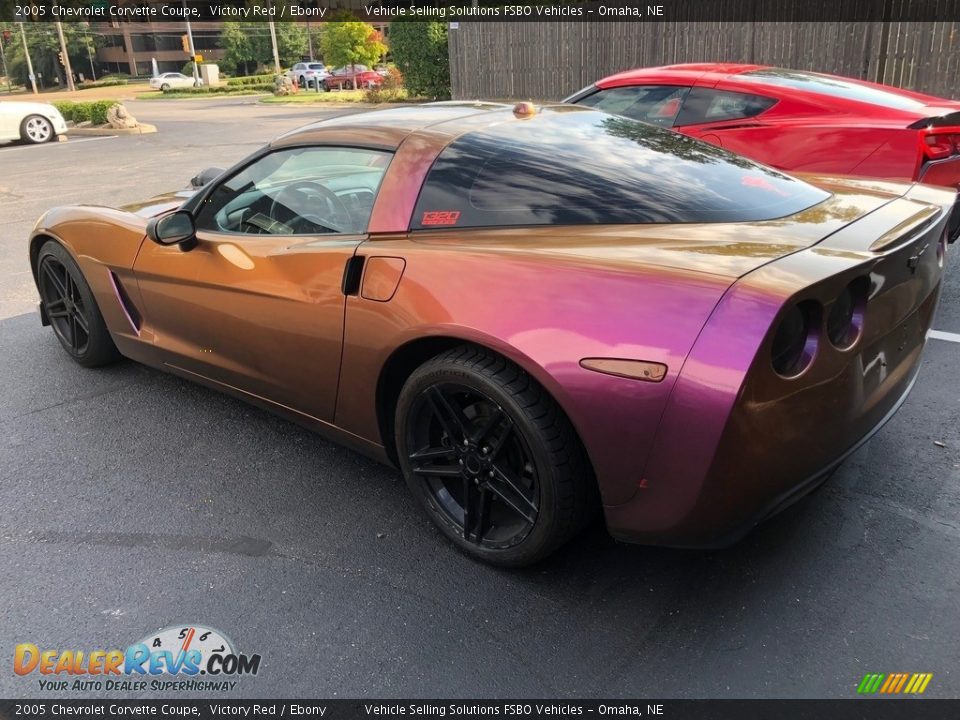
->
335 233 735 506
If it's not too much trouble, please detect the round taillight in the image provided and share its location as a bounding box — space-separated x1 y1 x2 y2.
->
827 278 867 349
771 301 820 378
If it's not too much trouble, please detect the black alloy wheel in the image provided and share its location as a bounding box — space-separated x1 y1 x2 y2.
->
36 241 120 368
396 345 597 566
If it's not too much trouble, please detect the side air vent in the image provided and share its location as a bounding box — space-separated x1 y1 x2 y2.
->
108 270 142 334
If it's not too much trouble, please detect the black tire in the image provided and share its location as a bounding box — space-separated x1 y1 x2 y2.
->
160 83 170 91
36 241 121 368
298 75 306 87
395 345 597 566
20 114 54 144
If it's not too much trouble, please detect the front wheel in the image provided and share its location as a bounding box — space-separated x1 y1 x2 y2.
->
160 83 170 91
36 241 120 368
396 345 597 566
21 115 54 144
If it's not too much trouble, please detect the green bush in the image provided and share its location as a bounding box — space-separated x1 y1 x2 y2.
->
71 103 93 123
80 76 129 89
89 100 116 125
52 101 74 120
227 74 275 87
364 67 407 103
53 100 119 125
389 22 450 100
162 84 273 95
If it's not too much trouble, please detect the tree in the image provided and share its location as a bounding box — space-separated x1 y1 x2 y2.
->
389 22 450 99
217 22 255 76
219 21 307 76
0 22 98 87
272 22 308 68
320 15 386 75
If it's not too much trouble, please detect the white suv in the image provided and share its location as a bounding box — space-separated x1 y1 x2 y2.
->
287 62 329 89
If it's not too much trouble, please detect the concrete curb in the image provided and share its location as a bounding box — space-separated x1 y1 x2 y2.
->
67 124 157 136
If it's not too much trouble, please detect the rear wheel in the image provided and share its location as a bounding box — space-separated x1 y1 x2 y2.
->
396 345 596 566
21 115 54 144
36 241 120 368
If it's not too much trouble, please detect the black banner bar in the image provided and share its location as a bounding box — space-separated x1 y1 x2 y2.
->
2 700 960 720
3 0 960 24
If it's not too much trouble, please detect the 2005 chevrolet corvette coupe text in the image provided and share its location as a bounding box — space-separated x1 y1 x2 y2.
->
28 102 955 565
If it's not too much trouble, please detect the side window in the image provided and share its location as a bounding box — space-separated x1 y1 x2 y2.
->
195 146 391 236
575 85 690 127
674 88 777 126
411 113 826 230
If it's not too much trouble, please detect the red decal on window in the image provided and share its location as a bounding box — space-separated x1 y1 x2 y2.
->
421 211 461 226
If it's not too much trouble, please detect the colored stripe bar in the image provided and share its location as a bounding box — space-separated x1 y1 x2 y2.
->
917 674 933 694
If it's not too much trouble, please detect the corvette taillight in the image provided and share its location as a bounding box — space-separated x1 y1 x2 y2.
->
826 278 868 350
771 300 821 378
921 132 960 160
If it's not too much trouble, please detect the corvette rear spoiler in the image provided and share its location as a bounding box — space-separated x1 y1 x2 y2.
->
907 109 960 129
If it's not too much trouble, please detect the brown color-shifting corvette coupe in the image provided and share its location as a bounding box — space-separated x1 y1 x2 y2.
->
29 102 955 565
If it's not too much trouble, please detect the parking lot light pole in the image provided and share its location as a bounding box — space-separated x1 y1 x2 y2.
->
18 22 37 95
55 21 75 92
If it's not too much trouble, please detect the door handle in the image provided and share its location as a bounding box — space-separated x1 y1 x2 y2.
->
341 255 365 296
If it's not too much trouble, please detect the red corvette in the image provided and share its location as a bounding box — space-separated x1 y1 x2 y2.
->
566 63 960 240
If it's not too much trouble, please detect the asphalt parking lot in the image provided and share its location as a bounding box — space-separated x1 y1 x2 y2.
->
1 97 959 699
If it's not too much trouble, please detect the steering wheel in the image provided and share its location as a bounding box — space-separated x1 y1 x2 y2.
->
268 180 353 234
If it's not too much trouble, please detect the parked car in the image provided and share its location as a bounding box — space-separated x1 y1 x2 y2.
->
567 63 960 240
0 100 68 144
149 72 201 91
324 65 383 90
27 103 954 565
287 62 329 89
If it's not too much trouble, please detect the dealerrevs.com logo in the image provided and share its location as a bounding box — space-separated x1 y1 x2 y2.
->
14 624 261 693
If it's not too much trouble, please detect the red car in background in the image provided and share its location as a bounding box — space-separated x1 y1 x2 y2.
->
566 63 960 240
324 65 383 91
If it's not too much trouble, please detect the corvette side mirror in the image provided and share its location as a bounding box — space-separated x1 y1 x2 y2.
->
146 210 196 249
190 167 224 188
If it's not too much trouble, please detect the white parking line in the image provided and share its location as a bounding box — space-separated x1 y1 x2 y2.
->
930 330 960 344
0 135 117 153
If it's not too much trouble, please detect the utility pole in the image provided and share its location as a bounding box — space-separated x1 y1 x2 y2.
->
84 26 96 81
19 22 37 95
184 18 200 86
55 21 75 91
268 20 281 74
